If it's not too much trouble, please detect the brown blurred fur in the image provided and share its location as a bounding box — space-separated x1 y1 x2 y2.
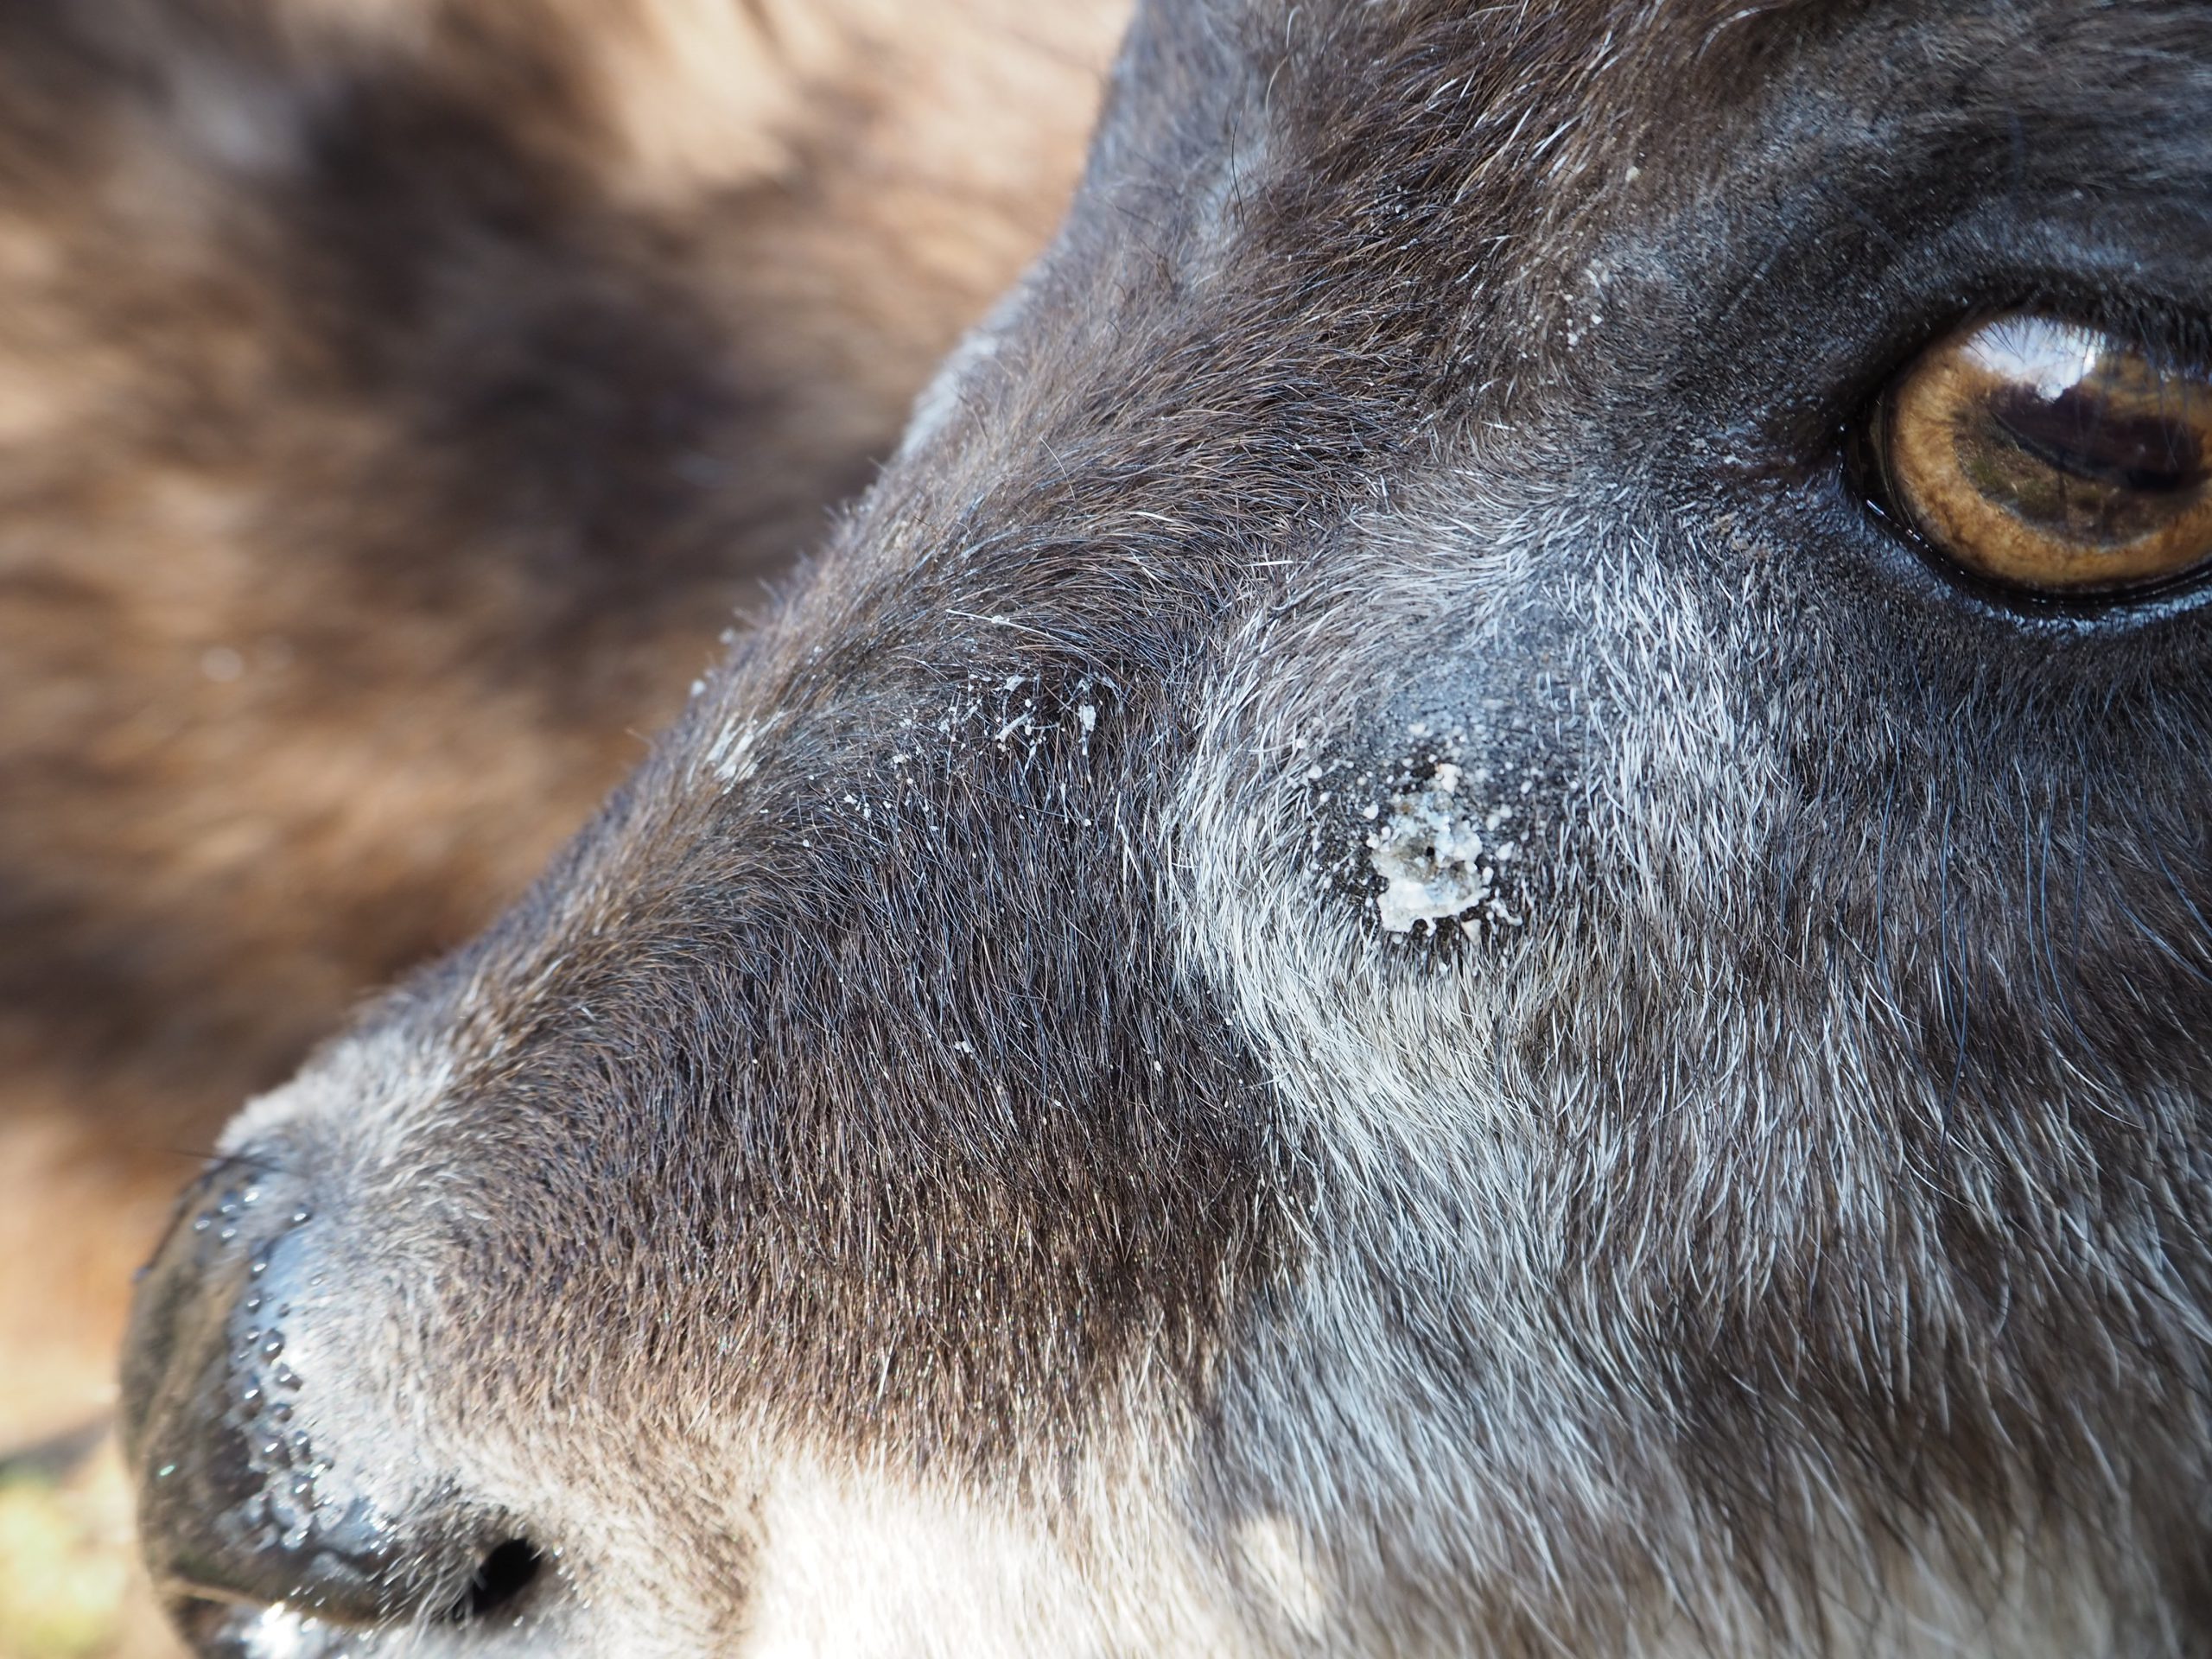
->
0 0 1123 1462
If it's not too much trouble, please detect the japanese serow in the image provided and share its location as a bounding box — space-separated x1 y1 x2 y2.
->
123 2 2212 1655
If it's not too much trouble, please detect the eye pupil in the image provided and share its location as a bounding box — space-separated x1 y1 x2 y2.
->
1961 388 2210 550
1986 388 2205 499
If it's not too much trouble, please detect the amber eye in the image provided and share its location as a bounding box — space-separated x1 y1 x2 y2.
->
1869 314 2212 595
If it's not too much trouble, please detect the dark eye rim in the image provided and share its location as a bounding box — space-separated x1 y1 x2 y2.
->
1845 417 2212 623
1840 309 2212 620
1817 446 2212 646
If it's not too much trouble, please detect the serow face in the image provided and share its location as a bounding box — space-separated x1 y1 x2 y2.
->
119 2 2212 1655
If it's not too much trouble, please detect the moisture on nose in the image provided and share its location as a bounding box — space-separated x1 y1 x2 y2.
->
119 1161 543 1637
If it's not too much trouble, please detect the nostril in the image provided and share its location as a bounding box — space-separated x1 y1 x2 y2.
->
447 1537 544 1624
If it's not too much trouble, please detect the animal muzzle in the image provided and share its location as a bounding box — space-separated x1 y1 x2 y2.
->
121 1158 545 1652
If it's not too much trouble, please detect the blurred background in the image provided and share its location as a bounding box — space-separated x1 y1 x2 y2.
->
0 1 1121 1650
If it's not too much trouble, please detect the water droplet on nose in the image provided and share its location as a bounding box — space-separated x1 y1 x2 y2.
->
260 1336 283 1360
192 1216 213 1233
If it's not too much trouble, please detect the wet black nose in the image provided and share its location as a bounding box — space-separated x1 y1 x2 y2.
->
120 1160 543 1641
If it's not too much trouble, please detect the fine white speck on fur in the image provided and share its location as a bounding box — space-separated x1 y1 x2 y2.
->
702 711 785 791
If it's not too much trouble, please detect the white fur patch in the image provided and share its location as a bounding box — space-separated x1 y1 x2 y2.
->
1230 1516 1328 1636
738 1455 1253 1658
